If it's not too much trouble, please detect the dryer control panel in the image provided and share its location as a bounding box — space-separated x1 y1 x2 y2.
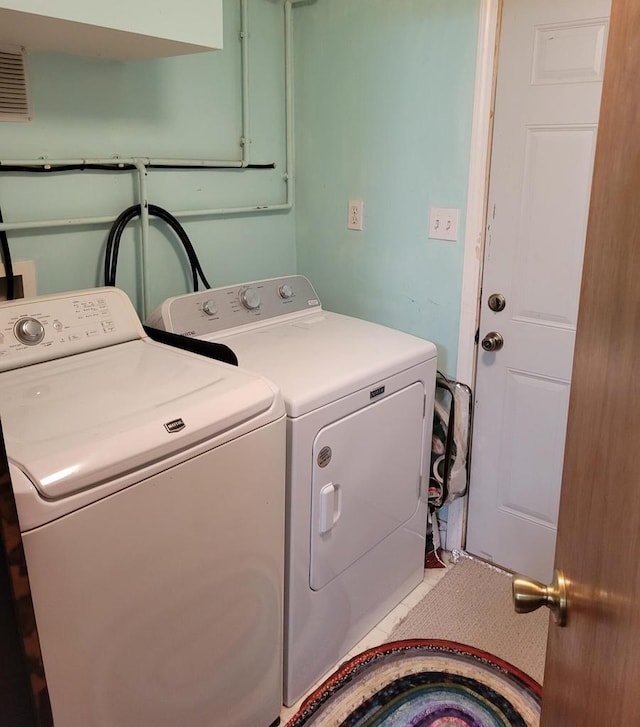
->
148 275 322 337
0 287 144 372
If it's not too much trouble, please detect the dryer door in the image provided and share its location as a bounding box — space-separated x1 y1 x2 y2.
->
310 382 426 591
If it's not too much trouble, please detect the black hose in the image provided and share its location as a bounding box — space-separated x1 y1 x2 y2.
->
105 206 241 367
104 204 211 291
0 163 275 173
0 206 15 300
143 325 238 367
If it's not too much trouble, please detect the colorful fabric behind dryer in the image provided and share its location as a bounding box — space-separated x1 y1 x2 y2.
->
428 372 472 510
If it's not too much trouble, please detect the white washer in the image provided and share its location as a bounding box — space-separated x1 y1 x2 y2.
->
150 275 438 705
0 287 286 727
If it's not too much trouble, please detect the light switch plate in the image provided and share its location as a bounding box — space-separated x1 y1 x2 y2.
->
429 207 459 242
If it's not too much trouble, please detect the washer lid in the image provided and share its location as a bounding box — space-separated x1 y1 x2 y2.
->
0 339 279 499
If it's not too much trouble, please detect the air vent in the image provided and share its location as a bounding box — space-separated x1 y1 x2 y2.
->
0 45 31 122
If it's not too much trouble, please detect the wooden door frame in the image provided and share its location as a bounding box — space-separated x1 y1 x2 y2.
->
446 0 501 551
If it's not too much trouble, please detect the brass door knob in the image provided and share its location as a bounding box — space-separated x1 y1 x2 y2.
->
512 570 567 626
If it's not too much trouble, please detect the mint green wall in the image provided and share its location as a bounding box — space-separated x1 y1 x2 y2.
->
293 0 480 374
2 0 480 366
0 0 295 314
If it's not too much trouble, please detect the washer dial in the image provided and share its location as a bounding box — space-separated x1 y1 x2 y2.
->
202 300 218 316
278 284 294 299
14 317 45 345
240 287 261 310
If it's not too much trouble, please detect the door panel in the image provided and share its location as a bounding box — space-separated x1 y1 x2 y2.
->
497 370 568 526
513 125 597 328
531 19 608 86
466 0 610 582
310 384 424 591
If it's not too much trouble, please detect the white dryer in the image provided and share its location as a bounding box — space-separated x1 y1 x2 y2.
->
150 275 438 705
0 288 286 727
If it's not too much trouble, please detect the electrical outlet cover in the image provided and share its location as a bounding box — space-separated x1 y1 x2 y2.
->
347 199 364 231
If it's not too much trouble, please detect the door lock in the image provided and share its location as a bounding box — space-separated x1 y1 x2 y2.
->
487 293 506 312
481 331 504 352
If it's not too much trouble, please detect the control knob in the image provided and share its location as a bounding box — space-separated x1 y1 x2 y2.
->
14 317 45 345
202 300 218 316
278 283 294 299
240 287 261 310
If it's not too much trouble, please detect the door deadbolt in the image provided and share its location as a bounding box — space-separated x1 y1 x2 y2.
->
487 293 506 312
481 331 504 352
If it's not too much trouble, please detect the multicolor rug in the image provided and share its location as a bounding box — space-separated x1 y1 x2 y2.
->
285 639 541 726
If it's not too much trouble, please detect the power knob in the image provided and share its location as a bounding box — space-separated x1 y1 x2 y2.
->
14 317 45 345
278 283 294 299
202 300 218 316
240 287 261 310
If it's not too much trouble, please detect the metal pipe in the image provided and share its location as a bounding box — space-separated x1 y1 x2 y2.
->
0 0 295 232
133 159 151 318
159 0 295 217
174 202 291 218
0 215 125 231
0 202 294 233
0 157 245 168
283 0 294 208
240 0 251 165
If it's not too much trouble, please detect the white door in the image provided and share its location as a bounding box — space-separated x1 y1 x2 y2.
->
465 0 610 582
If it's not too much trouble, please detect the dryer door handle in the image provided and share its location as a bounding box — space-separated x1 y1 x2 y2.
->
318 483 342 534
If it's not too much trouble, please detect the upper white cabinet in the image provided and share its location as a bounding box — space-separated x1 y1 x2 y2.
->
0 0 223 60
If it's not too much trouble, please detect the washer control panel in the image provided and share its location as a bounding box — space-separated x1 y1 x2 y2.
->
149 275 321 337
0 287 143 372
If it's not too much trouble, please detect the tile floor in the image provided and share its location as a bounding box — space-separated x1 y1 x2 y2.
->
278 565 450 723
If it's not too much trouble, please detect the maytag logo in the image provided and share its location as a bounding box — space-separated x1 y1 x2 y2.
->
164 418 186 433
370 386 385 400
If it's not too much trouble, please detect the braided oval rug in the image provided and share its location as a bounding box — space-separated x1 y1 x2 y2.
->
285 639 541 727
